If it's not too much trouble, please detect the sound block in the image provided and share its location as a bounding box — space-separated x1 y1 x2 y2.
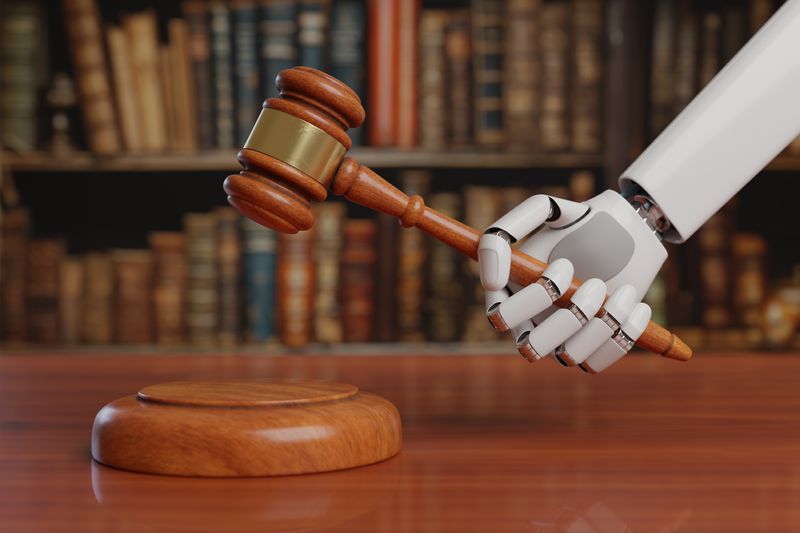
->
91 380 402 477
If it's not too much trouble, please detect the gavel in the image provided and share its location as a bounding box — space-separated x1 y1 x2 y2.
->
224 67 692 362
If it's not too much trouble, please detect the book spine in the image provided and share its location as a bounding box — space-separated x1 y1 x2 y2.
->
418 10 448 150
750 0 773 35
210 1 235 149
341 219 378 342
185 213 219 345
471 0 505 147
149 232 188 345
277 230 316 347
571 0 603 153
112 251 155 344
722 3 747 64
367 0 398 147
0 209 29 341
445 10 472 147
242 218 277 342
106 25 143 152
696 203 734 330
673 3 698 115
396 0 420 148
168 18 200 152
159 45 178 150
216 208 243 346
503 0 539 151
62 0 121 154
396 170 429 341
0 3 43 150
699 11 722 88
232 1 260 145
260 0 298 99
27 239 66 344
313 203 345 344
183 1 216 150
426 193 464 342
59 257 84 344
298 0 329 69
539 1 571 151
375 212 397 342
82 252 113 344
330 0 365 145
649 0 676 137
732 233 767 333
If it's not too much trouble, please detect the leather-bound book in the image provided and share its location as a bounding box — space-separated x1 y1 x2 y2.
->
419 10 448 150
106 24 143 152
59 257 84 344
471 0 505 147
426 193 464 342
650 0 676 137
159 45 177 149
462 186 502 342
149 231 187 345
0 2 43 150
123 10 168 152
277 230 316 347
539 0 571 151
571 0 603 153
341 219 378 343
722 3 747 64
699 11 722 88
82 252 113 344
674 2 698 116
504 0 539 151
375 213 397 342
62 0 121 154
396 170 430 342
367 0 398 147
183 1 216 150
313 203 345 344
242 218 277 342
259 0 298 99
210 0 235 149
184 213 219 346
27 239 66 344
1 208 30 342
216 207 243 346
330 0 365 145
445 10 473 147
298 0 329 69
750 0 773 34
396 0 420 148
696 202 735 330
168 19 199 152
232 0 260 145
111 250 154 344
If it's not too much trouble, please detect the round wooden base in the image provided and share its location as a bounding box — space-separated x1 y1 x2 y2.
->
91 380 402 477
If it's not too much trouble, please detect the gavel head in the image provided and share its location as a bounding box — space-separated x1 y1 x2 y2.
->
223 67 365 233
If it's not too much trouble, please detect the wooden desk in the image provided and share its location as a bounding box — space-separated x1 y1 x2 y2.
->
1 352 799 532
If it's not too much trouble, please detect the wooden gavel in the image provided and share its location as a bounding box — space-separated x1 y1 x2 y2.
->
224 67 692 362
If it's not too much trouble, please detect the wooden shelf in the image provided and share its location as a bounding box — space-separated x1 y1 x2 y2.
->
1 148 604 173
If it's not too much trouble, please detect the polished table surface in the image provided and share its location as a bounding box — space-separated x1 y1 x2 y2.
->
1 352 800 532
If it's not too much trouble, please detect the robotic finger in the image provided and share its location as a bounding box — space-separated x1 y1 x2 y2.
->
580 303 652 374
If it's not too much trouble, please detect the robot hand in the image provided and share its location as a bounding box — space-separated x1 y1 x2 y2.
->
478 190 667 373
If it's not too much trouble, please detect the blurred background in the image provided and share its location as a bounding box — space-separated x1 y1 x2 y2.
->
1 0 798 354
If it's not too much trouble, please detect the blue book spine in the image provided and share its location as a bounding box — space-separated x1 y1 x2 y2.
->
233 2 260 144
260 0 298 98
298 0 329 70
330 0 364 145
243 221 277 342
210 1 235 148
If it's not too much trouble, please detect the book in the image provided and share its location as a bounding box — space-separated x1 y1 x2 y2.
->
367 0 398 147
426 193 464 342
185 212 219 345
159 45 177 149
673 2 698 116
330 0 365 145
168 18 199 152
232 0 260 145
298 0 329 69
216 207 243 346
111 250 154 344
62 0 121 154
396 0 420 148
539 1 571 151
696 202 734 330
418 10 448 150
471 0 505 147
210 1 235 149
277 230 316 347
722 3 747 64
183 1 216 150
242 218 277 342
106 24 143 152
0 2 43 151
732 233 767 331
149 231 187 345
59 257 84 344
259 0 298 99
649 0 676 137
571 0 603 153
699 11 722 88
568 170 595 202
396 171 430 341
750 0 773 34
504 0 540 151
445 10 473 147
313 203 345 344
0 208 29 341
27 238 66 344
341 219 378 342
123 10 168 152
82 252 113 344
375 213 397 342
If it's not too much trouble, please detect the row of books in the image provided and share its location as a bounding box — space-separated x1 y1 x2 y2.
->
1 0 604 155
0 170 598 347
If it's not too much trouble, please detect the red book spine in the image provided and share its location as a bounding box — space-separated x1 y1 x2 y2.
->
367 0 399 147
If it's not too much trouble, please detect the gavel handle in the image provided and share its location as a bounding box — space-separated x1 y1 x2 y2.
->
332 158 692 362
